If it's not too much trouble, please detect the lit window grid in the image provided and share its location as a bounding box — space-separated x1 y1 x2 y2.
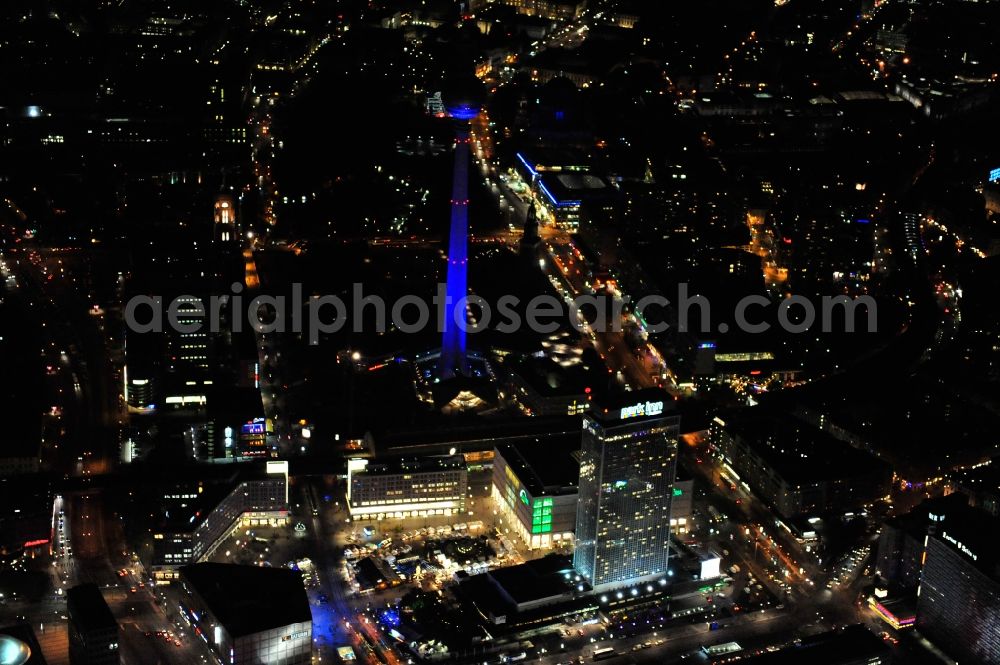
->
574 415 679 588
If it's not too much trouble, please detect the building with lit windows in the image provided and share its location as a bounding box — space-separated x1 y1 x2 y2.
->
492 436 579 550
916 507 1000 665
148 461 289 580
713 410 891 520
574 390 679 591
179 563 311 665
512 151 615 231
501 0 586 21
953 460 1000 517
213 194 237 243
0 474 54 557
346 456 467 520
670 469 693 536
503 349 593 417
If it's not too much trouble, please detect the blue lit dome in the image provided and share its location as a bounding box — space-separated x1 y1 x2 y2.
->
446 103 480 121
0 635 31 665
442 74 485 121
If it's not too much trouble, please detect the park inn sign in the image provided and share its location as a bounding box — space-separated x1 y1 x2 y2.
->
619 400 665 420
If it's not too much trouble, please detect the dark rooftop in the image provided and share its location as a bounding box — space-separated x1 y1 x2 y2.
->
0 298 42 459
927 504 1000 582
721 410 890 484
496 434 580 497
467 554 578 610
180 563 311 637
376 414 581 456
66 584 116 634
734 625 890 664
354 557 402 591
144 460 285 532
953 460 1000 500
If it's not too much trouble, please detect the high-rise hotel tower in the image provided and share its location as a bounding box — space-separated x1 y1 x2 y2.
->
574 390 679 591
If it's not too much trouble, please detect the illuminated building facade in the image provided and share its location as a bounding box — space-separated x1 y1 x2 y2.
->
670 472 693 536
512 151 613 231
574 390 679 590
213 194 237 242
179 563 312 665
501 0 586 21
492 437 578 550
917 510 1000 665
150 461 289 580
166 295 211 371
0 474 54 557
347 456 467 520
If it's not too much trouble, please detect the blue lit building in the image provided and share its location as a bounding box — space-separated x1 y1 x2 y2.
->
574 390 679 591
513 151 614 230
439 89 481 380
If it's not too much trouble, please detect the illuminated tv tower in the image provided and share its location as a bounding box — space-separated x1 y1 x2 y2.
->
439 80 483 380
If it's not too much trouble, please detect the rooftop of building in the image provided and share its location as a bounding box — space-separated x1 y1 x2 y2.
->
927 504 1000 583
66 584 116 634
465 554 579 610
505 349 595 399
953 460 1000 498
719 409 890 484
355 557 402 591
496 434 581 497
351 455 466 477
516 148 591 173
133 460 285 532
732 625 890 664
180 563 311 638
375 414 582 456
884 493 971 540
537 173 614 208
0 298 43 460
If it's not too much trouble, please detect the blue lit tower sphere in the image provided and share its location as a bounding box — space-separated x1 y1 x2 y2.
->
0 635 30 665
439 75 485 380
441 75 485 122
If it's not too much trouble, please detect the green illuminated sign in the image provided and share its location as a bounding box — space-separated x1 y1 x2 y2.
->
531 497 554 534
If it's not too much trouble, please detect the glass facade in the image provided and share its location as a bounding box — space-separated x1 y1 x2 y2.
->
574 412 679 590
917 535 1000 664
